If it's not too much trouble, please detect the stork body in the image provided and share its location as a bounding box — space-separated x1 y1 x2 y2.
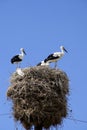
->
37 60 49 66
44 46 68 68
11 48 26 68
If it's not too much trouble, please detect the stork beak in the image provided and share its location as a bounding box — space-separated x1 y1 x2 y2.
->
23 50 26 55
63 47 68 53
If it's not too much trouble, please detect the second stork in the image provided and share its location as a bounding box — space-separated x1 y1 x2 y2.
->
44 46 68 68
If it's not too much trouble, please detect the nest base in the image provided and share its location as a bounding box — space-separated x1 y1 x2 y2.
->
7 66 69 130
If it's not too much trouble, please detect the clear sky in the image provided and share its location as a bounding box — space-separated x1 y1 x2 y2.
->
0 0 87 130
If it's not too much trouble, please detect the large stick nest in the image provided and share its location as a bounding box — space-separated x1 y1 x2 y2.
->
7 66 69 130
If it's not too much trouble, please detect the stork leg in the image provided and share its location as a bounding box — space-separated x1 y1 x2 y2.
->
16 63 20 69
54 61 57 69
18 62 21 68
16 63 19 69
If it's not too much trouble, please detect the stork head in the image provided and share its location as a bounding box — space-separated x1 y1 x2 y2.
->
20 48 26 55
60 46 68 53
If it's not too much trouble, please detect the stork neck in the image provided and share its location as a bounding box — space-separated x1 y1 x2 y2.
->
61 48 64 54
21 51 24 56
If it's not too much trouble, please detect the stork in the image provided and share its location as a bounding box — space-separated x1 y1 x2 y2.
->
11 48 26 68
37 60 50 66
44 46 68 68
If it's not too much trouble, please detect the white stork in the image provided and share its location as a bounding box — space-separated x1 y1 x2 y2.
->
11 48 26 68
37 60 50 66
44 46 68 68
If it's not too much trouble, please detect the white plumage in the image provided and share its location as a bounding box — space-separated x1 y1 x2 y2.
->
16 68 24 76
44 46 68 68
11 48 26 68
37 60 50 66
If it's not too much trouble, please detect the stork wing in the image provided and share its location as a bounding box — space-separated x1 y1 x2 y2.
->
37 62 41 66
11 55 22 63
44 53 59 62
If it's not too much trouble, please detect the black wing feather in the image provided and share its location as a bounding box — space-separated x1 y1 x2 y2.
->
11 55 22 64
44 54 59 62
37 62 41 66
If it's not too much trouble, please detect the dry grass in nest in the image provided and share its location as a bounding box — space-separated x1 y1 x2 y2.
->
7 66 69 130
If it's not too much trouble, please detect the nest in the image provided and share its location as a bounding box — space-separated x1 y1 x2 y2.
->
7 66 69 130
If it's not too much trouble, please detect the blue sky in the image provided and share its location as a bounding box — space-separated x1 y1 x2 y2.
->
0 0 87 130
